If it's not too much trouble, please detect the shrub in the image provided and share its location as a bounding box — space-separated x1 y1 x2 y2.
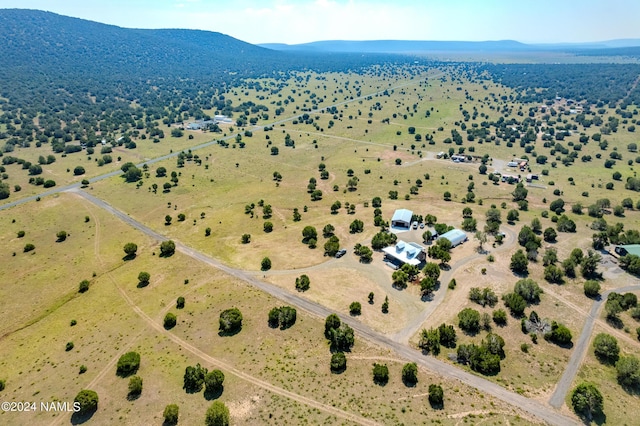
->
372 363 389 385
117 352 141 376
66 341 74 351
584 280 601 298
402 362 418 386
204 369 225 394
219 308 243 334
428 384 444 407
295 274 310 291
128 375 143 397
74 389 99 415
261 257 271 271
164 313 177 329
493 309 507 325
205 401 230 426
78 279 90 293
593 333 619 364
570 382 603 420
545 321 572 345
163 404 179 425
159 240 176 256
176 296 185 309
23 243 35 252
458 308 480 333
349 302 362 315
330 352 347 373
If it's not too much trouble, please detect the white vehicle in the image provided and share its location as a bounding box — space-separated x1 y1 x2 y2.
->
412 221 418 229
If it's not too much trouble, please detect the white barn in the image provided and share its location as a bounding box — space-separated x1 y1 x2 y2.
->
391 209 413 229
439 229 467 247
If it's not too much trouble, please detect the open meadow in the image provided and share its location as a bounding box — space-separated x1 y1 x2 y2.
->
2 63 640 425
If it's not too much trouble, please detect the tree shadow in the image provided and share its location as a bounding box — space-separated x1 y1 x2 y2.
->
218 327 242 337
126 392 141 401
204 386 223 401
70 408 97 425
606 316 624 329
373 377 388 386
122 253 136 261
136 281 149 288
402 377 417 388
578 410 607 425
428 400 444 410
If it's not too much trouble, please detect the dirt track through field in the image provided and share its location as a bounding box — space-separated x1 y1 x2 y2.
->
70 188 578 426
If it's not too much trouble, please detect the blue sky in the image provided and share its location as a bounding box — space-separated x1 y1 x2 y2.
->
2 0 640 44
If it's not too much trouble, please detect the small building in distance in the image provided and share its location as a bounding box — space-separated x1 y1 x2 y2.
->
391 209 413 229
439 229 467 247
382 240 426 267
614 244 640 257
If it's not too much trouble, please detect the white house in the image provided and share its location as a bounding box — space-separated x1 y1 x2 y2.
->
391 209 413 229
382 240 426 266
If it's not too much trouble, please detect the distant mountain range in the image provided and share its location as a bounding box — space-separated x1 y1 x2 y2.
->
259 39 640 54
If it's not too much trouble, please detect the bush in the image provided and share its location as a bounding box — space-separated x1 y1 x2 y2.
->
56 230 67 241
593 333 619 364
78 279 90 293
159 240 176 257
615 355 640 388
74 389 99 415
514 278 543 303
128 375 143 398
502 292 526 317
402 362 418 386
205 401 230 426
116 351 141 376
295 274 310 291
493 309 507 325
458 308 480 333
23 243 35 252
349 301 362 315
571 382 603 420
545 321 572 345
219 308 243 334
584 280 601 298
428 384 444 407
138 271 150 287
164 313 177 329
261 257 271 271
330 352 347 373
372 363 389 385
123 242 138 258
176 296 185 309
66 341 74 351
163 404 179 425
183 364 207 393
268 306 297 329
204 369 225 394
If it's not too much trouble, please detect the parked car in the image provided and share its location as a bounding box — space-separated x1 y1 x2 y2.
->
412 221 418 229
419 223 425 229
335 249 347 258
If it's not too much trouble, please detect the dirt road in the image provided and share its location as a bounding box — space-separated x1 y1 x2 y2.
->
70 188 577 426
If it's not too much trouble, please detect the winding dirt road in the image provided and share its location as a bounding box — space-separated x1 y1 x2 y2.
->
70 188 577 426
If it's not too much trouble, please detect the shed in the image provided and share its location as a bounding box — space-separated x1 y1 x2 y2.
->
614 245 640 257
391 209 413 229
439 229 467 247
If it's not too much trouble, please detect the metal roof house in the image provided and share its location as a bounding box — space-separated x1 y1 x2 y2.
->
391 209 413 229
614 245 640 257
439 229 467 247
382 240 426 266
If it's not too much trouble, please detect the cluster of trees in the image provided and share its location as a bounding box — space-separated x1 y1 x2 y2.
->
268 306 297 329
418 323 457 355
456 333 506 375
324 314 354 352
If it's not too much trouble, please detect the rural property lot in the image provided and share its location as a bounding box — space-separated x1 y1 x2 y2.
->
1 63 640 426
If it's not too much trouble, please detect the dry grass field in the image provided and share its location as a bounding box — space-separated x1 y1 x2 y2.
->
2 65 640 425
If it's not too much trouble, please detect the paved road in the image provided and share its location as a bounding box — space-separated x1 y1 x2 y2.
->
548 284 640 408
71 188 577 426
